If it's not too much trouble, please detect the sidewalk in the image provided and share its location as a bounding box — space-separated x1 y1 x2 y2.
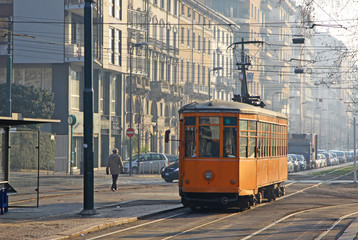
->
0 170 182 240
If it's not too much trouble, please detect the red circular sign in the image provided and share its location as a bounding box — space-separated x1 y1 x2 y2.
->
126 128 135 137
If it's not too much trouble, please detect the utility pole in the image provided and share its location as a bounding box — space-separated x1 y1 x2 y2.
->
80 0 96 215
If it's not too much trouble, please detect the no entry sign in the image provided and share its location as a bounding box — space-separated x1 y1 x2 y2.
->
126 127 135 137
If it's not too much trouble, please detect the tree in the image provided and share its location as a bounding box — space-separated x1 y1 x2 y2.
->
0 83 55 119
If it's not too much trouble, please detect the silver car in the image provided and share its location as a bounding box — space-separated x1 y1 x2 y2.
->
123 153 169 174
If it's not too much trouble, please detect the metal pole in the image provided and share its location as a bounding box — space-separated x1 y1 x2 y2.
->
129 46 133 176
354 117 356 183
36 130 40 207
70 125 73 175
81 0 96 215
208 72 211 100
5 16 12 117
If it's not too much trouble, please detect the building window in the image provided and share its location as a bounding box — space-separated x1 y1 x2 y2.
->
187 29 190 47
198 35 201 52
181 27 184 44
116 29 122 66
187 61 190 82
167 63 171 83
208 40 211 55
154 0 158 5
173 31 177 49
99 72 103 113
181 59 184 83
203 37 206 53
161 0 164 9
192 62 195 83
110 75 116 114
115 0 122 20
168 0 171 13
109 0 114 17
197 64 200 85
174 0 177 15
71 69 81 110
153 59 158 81
181 3 185 15
160 61 165 80
109 28 115 64
187 7 191 17
192 32 195 49
202 66 205 85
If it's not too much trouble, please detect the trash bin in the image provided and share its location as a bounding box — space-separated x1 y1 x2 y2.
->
0 188 8 214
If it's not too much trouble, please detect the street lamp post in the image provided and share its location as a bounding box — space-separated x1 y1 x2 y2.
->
271 92 283 111
129 42 147 176
208 67 223 100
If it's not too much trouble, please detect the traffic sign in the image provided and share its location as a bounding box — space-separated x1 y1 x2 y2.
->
126 127 135 137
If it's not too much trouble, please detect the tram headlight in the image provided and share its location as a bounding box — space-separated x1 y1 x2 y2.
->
204 171 213 180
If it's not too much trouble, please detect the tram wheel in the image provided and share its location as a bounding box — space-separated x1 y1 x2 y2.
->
280 186 285 196
256 191 263 204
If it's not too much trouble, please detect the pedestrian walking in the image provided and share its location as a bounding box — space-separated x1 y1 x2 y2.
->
106 148 124 192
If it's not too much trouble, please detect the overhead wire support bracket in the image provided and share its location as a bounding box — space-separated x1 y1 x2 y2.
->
228 39 265 108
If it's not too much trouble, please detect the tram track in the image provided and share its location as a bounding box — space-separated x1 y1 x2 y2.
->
77 164 358 240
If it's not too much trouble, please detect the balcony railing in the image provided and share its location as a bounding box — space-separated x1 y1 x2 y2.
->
65 42 84 60
127 9 146 30
127 56 147 74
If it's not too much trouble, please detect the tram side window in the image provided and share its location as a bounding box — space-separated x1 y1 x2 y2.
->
239 120 248 158
223 117 237 158
199 117 220 157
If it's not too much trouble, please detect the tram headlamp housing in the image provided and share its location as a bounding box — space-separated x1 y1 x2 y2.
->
205 171 213 180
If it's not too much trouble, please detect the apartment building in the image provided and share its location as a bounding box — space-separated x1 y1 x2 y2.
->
1 0 237 172
198 0 297 114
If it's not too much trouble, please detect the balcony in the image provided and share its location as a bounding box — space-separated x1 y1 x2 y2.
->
150 80 170 98
193 83 208 95
215 76 228 91
65 42 84 62
127 9 147 31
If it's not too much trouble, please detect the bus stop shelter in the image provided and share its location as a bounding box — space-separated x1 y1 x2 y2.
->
0 114 60 194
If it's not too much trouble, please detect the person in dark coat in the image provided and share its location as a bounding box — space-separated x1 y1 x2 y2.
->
106 148 124 191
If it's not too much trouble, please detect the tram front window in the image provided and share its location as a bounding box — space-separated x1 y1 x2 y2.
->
184 127 196 157
199 126 220 157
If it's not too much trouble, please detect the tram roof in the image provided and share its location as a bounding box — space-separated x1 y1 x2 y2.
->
179 100 287 119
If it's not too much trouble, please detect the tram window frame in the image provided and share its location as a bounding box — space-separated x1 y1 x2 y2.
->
198 116 220 158
184 117 197 157
223 117 237 158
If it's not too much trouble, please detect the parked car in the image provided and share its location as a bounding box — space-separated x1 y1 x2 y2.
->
321 152 335 166
329 152 339 165
296 155 307 171
165 154 179 163
123 153 169 174
288 154 299 172
330 150 346 164
161 161 179 182
287 156 294 173
345 151 353 162
317 154 327 168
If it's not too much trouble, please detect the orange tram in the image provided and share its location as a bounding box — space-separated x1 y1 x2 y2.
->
178 100 288 209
